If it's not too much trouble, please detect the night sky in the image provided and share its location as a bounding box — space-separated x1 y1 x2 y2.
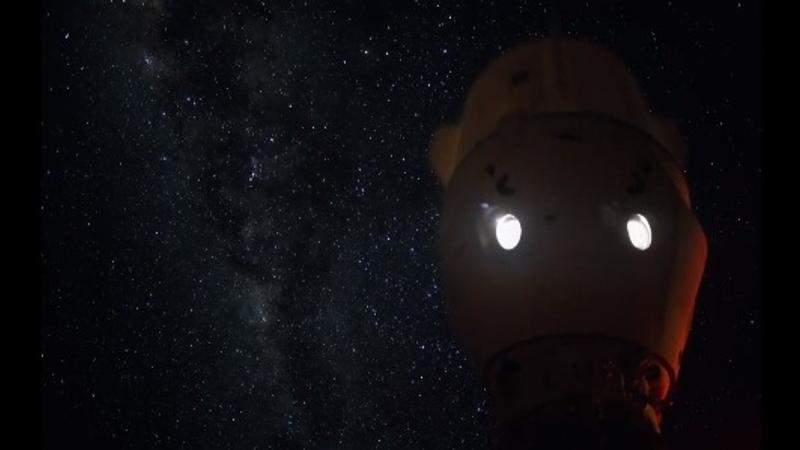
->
40 1 761 449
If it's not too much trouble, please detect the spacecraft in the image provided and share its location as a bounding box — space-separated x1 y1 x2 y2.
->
429 40 707 448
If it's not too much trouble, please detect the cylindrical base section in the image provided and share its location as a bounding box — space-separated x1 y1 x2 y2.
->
484 336 674 449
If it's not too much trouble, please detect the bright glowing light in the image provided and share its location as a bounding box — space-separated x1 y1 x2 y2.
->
495 214 522 250
627 214 652 250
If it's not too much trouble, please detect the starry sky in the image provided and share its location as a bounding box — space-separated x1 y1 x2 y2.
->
40 1 761 449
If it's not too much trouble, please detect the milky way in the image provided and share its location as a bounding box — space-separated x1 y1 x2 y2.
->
42 1 760 448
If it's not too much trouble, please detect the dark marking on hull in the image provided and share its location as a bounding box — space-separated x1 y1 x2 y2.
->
496 173 516 196
626 172 646 195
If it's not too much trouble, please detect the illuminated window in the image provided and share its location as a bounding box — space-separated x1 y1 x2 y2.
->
627 214 652 250
495 213 522 250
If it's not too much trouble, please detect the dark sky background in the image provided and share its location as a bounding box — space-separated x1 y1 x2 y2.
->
40 1 761 449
